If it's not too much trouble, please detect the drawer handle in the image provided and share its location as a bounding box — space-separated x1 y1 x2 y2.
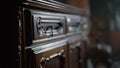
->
40 57 49 68
40 50 65 68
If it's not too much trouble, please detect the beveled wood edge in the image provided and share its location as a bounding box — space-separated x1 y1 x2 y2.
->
22 0 86 15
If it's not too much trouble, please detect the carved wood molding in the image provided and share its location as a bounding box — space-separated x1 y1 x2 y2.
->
22 0 85 15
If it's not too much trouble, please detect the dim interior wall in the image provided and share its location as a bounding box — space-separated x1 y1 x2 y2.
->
110 31 120 53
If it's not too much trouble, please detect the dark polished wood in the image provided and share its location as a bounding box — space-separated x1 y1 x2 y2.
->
67 36 81 68
22 0 85 15
30 45 67 68
17 0 87 68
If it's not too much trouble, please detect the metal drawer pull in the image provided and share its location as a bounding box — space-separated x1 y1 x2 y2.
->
40 50 65 68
